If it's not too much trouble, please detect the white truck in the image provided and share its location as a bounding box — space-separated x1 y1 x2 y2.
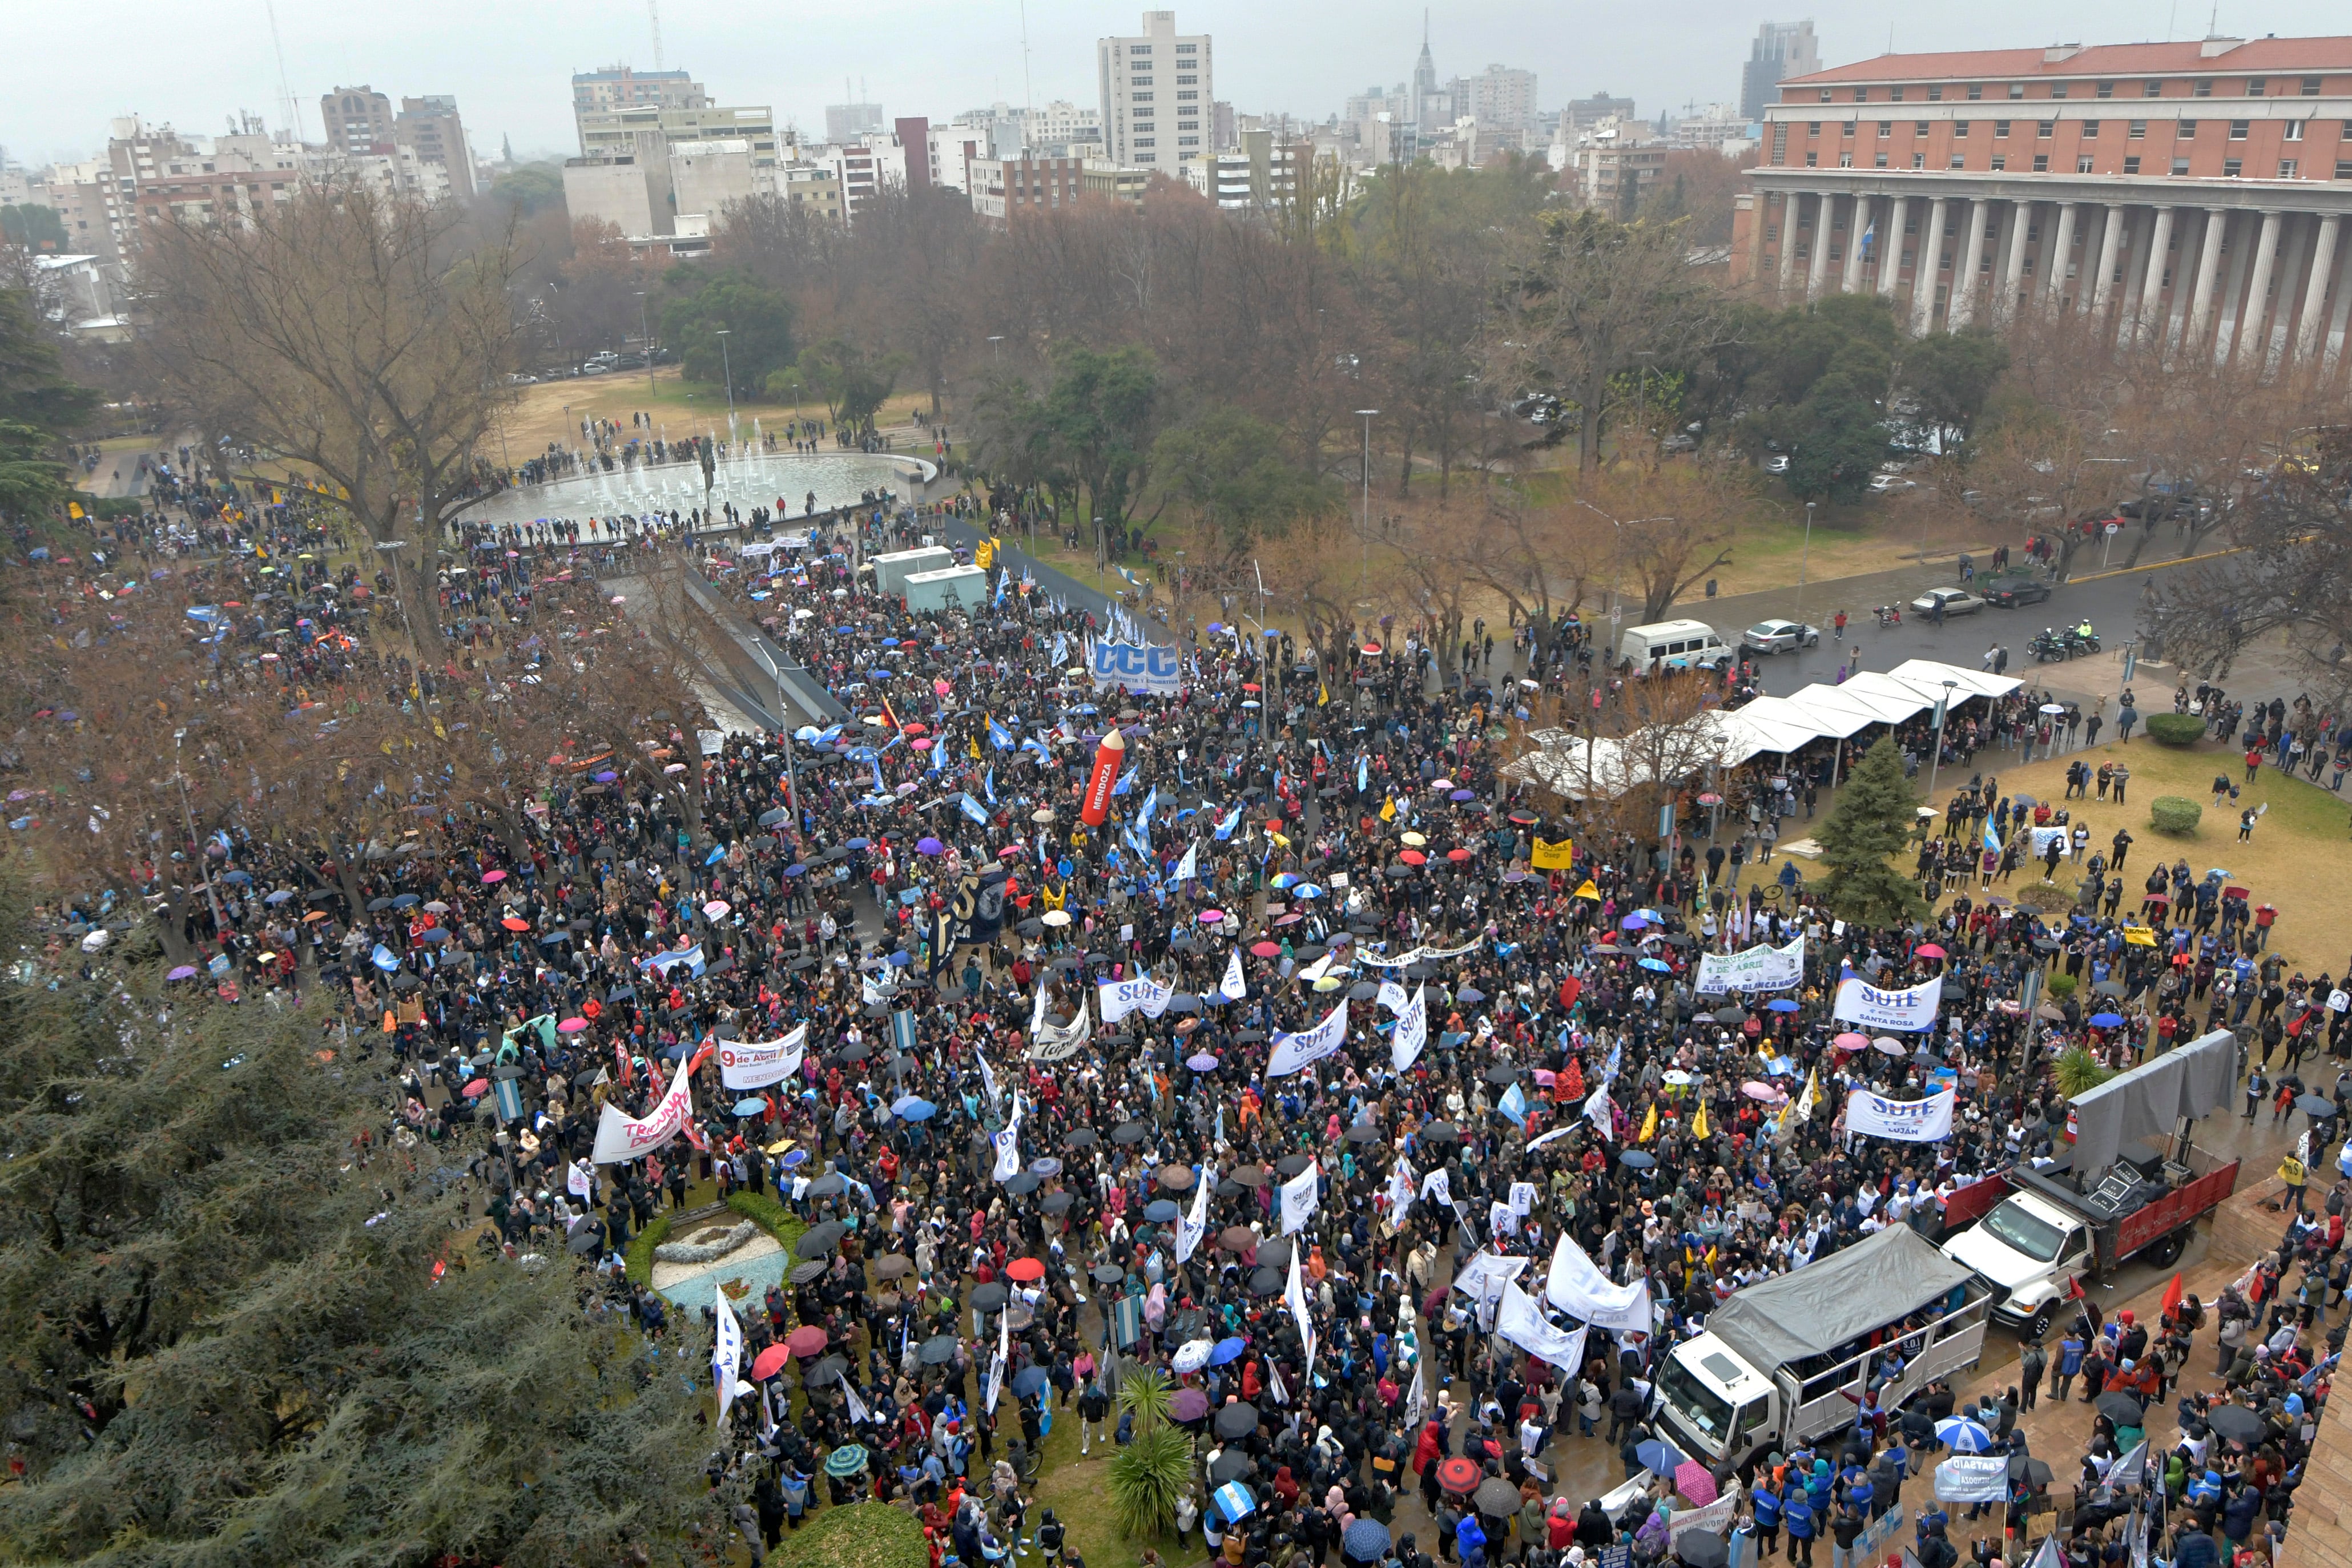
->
1653 1224 1991 1473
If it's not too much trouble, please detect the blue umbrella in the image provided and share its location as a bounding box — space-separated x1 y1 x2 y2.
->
1639 956 1671 972
1456 986 1486 1003
887 950 913 967
417 928 451 943
733 1098 769 1117
1936 1417 1996 1453
1343 1519 1394 1562
784 863 808 877
390 892 419 908
847 837 872 849
1620 1151 1657 1170
1145 1199 1182 1222
1635 1437 1686 1475
1208 1335 1250 1367
662 1042 689 1061
783 1148 810 1167
538 930 570 944
1767 998 1802 1013
892 1096 938 1121
264 889 295 904
2089 1012 2127 1028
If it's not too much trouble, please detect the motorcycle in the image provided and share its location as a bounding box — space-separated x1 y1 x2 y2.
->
1874 604 1904 628
2029 629 2072 663
2063 626 2102 655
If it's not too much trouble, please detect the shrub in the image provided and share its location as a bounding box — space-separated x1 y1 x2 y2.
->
623 1211 674 1286
2149 796 2203 835
776 1502 927 1568
2056 1045 2114 1099
2045 973 2079 999
2144 713 2206 747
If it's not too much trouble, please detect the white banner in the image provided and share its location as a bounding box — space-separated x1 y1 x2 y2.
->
590 1053 699 1163
1089 638 1182 698
1449 1249 1529 1307
1497 1277 1590 1371
1391 983 1429 1071
992 1099 1024 1181
1844 1086 1958 1143
1220 948 1248 1002
1831 975 1946 1032
1266 997 1349 1078
1177 1163 1213 1264
1280 1160 1322 1234
1545 1233 1654 1335
1694 934 1806 994
713 1282 744 1425
1099 976 1175 1023
1029 1001 1092 1061
1935 1455 2010 1502
1284 1238 1318 1374
718 1025 808 1090
1668 1496 1739 1549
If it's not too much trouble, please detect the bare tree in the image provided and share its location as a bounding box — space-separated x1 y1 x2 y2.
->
138 185 525 650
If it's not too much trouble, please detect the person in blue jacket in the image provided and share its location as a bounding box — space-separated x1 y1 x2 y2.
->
1751 1476 1783 1559
1782 1485 1817 1568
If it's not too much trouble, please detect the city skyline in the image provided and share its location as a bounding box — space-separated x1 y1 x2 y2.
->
10 0 2349 171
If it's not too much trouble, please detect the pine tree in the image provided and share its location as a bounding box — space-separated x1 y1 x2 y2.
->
0 882 718 1566
1813 735 1929 928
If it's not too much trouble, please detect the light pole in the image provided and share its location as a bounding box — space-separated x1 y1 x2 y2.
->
715 327 736 436
1796 500 1815 622
1927 678 1957 799
988 334 1005 365
1355 408 1378 587
635 290 657 403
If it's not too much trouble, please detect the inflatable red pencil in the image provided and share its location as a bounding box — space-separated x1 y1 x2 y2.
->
1079 728 1125 828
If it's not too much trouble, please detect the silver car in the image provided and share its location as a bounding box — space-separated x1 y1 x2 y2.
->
1742 619 1820 654
1908 587 1985 617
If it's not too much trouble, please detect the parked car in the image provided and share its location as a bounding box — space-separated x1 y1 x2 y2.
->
1763 453 1789 474
1982 577 2052 608
1869 471 1918 493
1741 618 1821 654
1908 586 1985 617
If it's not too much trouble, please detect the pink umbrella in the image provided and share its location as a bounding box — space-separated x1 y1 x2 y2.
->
1674 1460 1719 1506
1199 909 1224 923
786 1324 829 1357
462 1078 490 1098
1741 1081 1786 1103
912 737 933 751
1914 942 1948 959
1833 1031 1867 1050
482 869 506 883
558 1017 589 1033
1251 941 1282 957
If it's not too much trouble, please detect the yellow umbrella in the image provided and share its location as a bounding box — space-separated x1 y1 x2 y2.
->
1400 831 1428 847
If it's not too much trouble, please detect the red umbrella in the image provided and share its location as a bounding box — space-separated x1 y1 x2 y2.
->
1005 1257 1046 1282
461 1078 489 1098
1251 941 1282 958
1437 1457 1481 1494
752 1344 791 1381
1914 942 1948 959
1400 850 1427 866
501 917 530 931
1447 848 1471 862
786 1325 829 1357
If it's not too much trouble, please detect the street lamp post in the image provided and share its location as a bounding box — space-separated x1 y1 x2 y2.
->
1797 500 1815 622
1355 408 1378 586
988 334 1005 365
635 291 657 402
1927 678 1958 799
715 328 736 436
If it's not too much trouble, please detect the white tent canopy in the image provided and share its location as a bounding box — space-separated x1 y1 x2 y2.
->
1774 686 1894 739
1886 658 2022 702
1835 672 1941 724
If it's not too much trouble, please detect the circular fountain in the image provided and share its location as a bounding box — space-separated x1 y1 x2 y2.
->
454 446 937 533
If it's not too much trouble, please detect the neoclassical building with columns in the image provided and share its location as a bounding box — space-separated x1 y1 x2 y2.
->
1726 36 2352 377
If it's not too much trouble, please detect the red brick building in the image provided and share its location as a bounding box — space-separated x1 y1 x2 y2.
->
1728 36 2352 373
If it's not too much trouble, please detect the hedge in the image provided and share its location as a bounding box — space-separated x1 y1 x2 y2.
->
623 1211 675 1287
2045 973 2079 999
2149 796 2203 835
726 1188 810 1256
775 1501 925 1568
2144 713 2206 747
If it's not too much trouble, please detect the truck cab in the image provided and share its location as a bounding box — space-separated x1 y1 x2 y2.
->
1940 1191 2096 1337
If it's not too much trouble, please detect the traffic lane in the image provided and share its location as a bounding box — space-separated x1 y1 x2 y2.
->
1741 568 2176 696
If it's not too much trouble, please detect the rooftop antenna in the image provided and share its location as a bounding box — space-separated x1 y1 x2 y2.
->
649 0 664 70
264 0 304 142
1020 0 1034 119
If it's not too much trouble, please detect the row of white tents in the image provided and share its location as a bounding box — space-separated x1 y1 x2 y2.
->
1507 659 2023 800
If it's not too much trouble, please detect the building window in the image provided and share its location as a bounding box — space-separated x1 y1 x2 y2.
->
2222 158 2242 176
2124 155 2141 173
1135 138 1155 147
2037 120 2055 138
1133 91 1154 102
1967 84 1984 100
2279 159 2297 178
1763 224 1778 241
2077 155 2095 173
1928 86 1944 102
1805 151 1818 166
1990 154 2006 170
2193 78 2213 97
2129 119 2146 138
1177 74 1197 84
2096 81 2116 99
2179 120 2197 136
1839 152 1854 167
1177 91 1197 100
2032 154 2049 171
2302 76 2322 96
1807 122 1821 136
1953 120 1970 136
1175 42 1195 52
2052 84 2069 99
2144 80 2164 97
1179 136 1199 146
1880 120 1894 135
2246 78 2266 97
2172 158 2192 175
1995 119 2011 137
1135 122 1155 132
2285 120 2304 140
1130 43 1150 53
2008 83 2025 99
1876 152 1890 167
1852 87 1868 102
2082 120 2099 137
1819 89 1834 103
1770 124 1789 163
1178 120 1197 130
2337 160 2352 178
1842 120 1856 136
1890 87 1904 102
1916 120 1930 136
1904 213 1920 233
1950 155 1966 169
1912 153 1926 168
2229 119 2249 139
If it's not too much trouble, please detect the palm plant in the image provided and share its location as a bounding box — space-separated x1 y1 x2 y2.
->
1105 1367 1193 1538
2055 1044 2114 1099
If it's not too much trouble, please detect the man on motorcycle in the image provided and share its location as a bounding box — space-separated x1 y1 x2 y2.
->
2076 619 2096 642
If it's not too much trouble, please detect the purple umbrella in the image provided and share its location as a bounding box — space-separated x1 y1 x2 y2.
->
1187 1052 1220 1070
917 837 944 855
1620 914 1648 930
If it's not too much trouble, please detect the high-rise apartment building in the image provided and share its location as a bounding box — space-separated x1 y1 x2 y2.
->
1097 10 1214 168
572 66 708 116
826 103 886 144
1465 65 1540 132
396 95 475 196
1741 21 1821 122
320 87 397 158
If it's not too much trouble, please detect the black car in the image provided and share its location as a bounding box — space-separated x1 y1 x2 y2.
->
1983 577 2053 608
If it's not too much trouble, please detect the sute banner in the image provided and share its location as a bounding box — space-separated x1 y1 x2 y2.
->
1831 975 1944 1032
1098 976 1175 1023
1845 1086 1958 1143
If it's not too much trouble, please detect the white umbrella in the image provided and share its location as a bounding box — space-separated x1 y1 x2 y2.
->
1173 1338 1214 1374
2039 703 2068 715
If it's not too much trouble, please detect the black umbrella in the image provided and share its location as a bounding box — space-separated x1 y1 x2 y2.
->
1215 1401 1261 1439
806 1353 849 1387
2295 1093 2336 1118
1345 1122 1384 1143
1711 1006 1748 1025
2096 1391 2145 1426
1254 1238 1293 1269
1422 1120 1460 1142
2206 1404 2265 1444
1012 1365 1050 1399
1249 1266 1284 1296
1474 1478 1521 1517
790 1259 828 1285
1208 1448 1254 1484
796 1222 848 1258
805 1172 847 1198
1064 1128 1100 1147
1111 1120 1151 1144
1274 1153 1313 1177
971 1282 1010 1311
1004 1171 1042 1195
2007 1455 2054 1485
919 1334 961 1366
1091 1264 1126 1285
1483 1063 1521 1086
1677 1532 1730 1568
1041 1192 1074 1215
566 1226 603 1255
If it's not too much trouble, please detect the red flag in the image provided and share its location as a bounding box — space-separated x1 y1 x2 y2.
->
2161 1271 2185 1322
1562 1058 1586 1101
1558 976 1582 1010
2065 1275 2085 1300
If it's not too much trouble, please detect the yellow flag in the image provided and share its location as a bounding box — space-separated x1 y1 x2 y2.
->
67 501 85 519
1379 797 1396 823
1572 878 1601 901
1691 1101 1710 1140
968 735 981 759
974 538 995 569
1531 836 1576 871
1318 683 1330 707
1638 1102 1658 1143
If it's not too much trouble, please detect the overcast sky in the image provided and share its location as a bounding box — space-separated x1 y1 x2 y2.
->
6 0 2346 168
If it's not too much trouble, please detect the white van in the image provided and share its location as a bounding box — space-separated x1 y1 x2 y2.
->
1617 618 1733 671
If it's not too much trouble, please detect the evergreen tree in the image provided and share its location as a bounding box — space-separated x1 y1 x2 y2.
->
0 885 718 1566
1813 735 1928 928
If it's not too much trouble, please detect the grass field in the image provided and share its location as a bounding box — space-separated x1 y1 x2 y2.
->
497 368 940 459
1751 729 2352 972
